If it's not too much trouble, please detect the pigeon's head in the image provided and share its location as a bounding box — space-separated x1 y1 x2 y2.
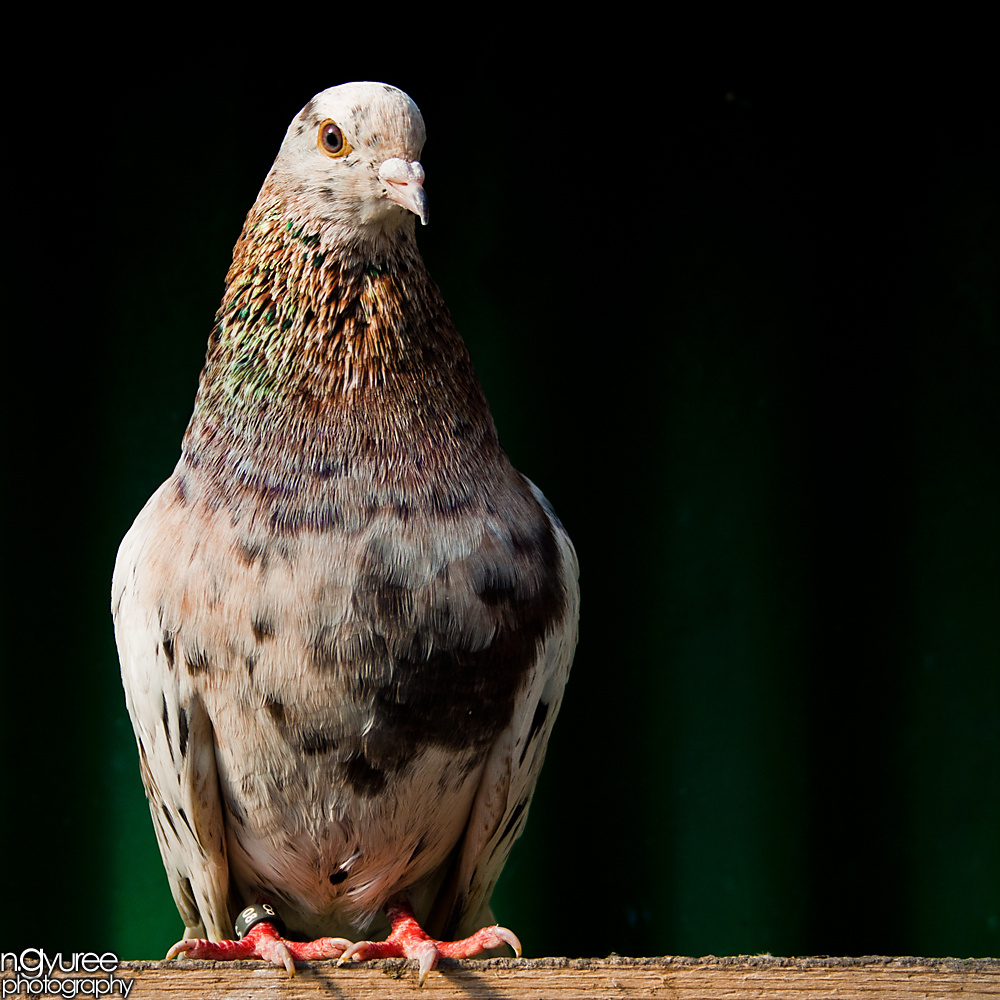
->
269 82 428 239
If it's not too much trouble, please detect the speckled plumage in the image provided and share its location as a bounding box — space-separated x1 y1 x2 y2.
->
112 82 578 975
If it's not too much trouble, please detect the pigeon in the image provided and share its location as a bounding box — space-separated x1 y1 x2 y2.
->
111 81 579 983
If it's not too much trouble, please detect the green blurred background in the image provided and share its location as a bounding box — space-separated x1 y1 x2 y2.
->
3 26 996 962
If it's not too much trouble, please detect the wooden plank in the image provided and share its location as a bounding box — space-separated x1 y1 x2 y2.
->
2 956 997 998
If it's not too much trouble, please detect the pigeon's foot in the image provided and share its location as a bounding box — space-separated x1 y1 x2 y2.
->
338 899 521 985
167 921 351 976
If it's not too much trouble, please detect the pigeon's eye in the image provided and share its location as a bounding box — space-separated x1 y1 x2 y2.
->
318 120 351 158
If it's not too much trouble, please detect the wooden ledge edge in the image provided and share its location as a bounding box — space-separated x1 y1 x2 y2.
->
118 954 1000 973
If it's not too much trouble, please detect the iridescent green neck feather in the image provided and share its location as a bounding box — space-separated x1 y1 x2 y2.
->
178 199 504 529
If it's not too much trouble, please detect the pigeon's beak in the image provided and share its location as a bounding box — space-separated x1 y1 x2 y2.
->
379 158 428 226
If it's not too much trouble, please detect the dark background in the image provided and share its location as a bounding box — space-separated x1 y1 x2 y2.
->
3 24 996 963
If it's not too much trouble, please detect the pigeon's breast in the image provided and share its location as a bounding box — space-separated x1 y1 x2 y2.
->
205 466 568 774
140 462 569 932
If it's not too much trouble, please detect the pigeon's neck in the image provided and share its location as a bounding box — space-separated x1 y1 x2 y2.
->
197 199 470 396
179 201 505 525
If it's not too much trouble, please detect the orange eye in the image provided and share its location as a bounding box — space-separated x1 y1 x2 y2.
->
318 119 352 158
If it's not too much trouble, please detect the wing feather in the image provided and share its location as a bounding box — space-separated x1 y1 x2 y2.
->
430 491 579 938
113 483 233 941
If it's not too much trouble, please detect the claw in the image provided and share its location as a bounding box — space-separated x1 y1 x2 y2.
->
260 937 296 976
416 940 437 986
165 940 193 960
494 926 522 958
337 940 371 965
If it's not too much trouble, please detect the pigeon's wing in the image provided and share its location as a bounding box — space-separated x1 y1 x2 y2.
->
431 483 580 939
112 479 233 942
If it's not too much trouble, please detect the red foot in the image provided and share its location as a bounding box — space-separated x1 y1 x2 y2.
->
339 899 521 985
167 921 351 976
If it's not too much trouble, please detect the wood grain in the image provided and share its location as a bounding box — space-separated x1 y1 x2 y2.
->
5 956 996 998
